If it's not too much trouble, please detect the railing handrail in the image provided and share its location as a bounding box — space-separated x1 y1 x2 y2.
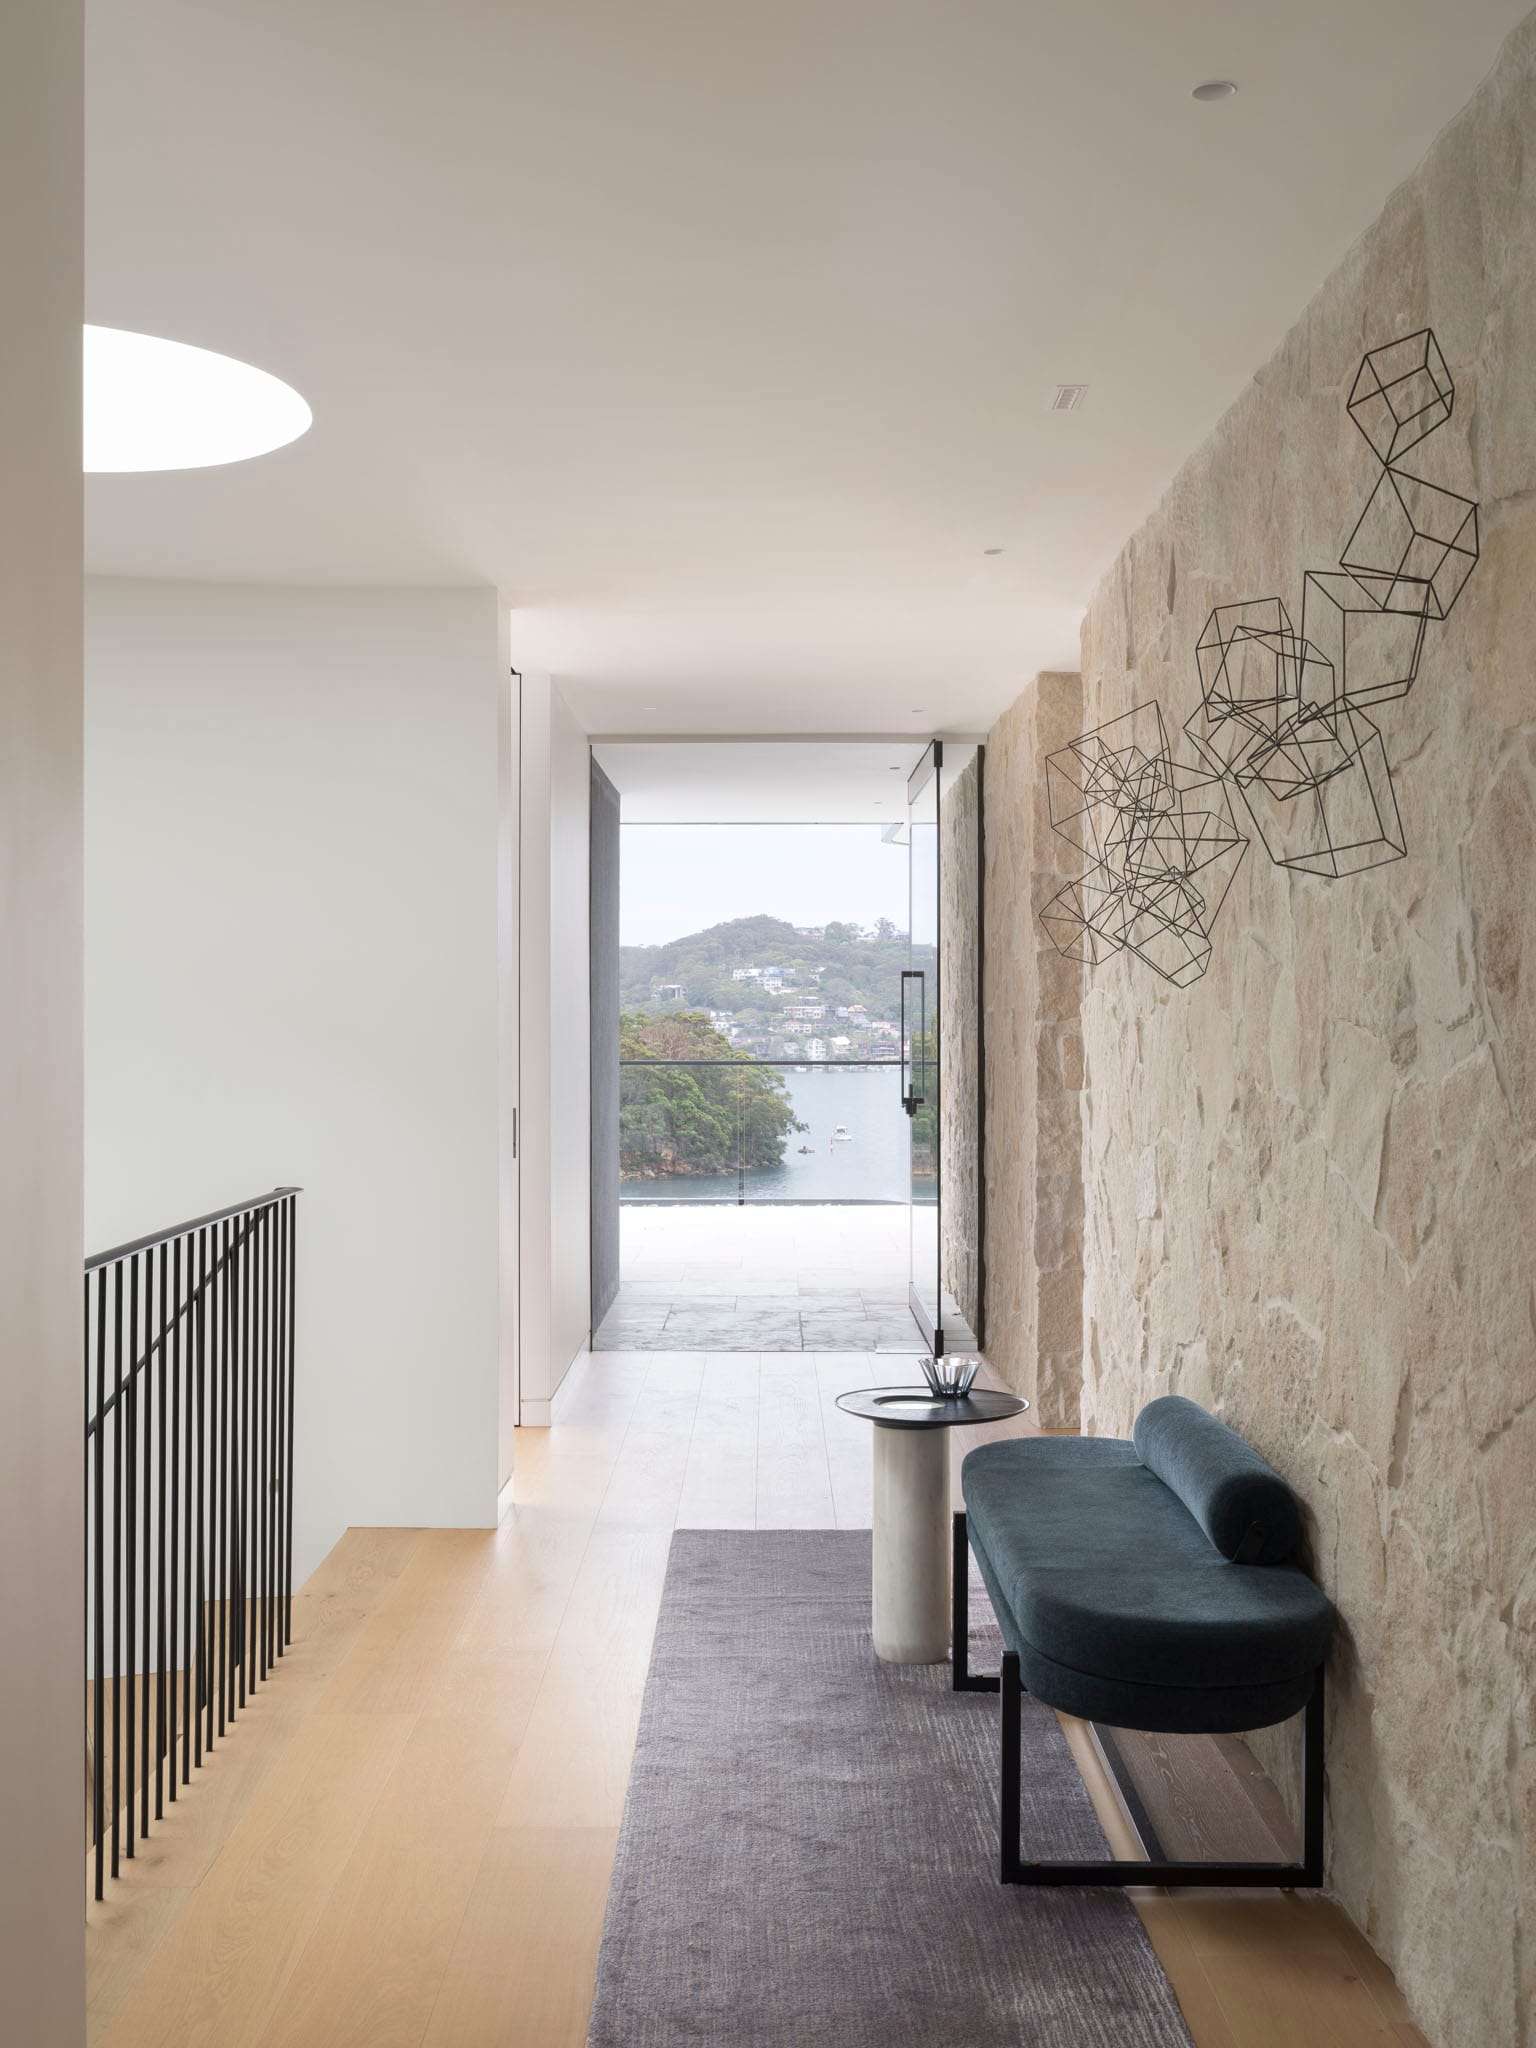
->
85 1204 271 1439
86 1186 303 1273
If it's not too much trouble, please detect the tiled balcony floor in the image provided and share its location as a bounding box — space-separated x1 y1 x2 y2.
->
593 1202 924 1353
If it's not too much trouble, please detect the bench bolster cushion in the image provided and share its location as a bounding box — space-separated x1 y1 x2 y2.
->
1133 1394 1301 1564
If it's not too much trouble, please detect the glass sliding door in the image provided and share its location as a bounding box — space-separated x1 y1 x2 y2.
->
904 741 984 1356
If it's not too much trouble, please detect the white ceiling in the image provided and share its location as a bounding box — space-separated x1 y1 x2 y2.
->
595 740 929 823
85 1 1528 734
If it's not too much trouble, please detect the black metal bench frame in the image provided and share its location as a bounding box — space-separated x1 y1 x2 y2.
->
952 1510 1325 1889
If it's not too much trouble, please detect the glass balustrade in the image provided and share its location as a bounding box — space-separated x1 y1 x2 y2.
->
619 1058 927 1206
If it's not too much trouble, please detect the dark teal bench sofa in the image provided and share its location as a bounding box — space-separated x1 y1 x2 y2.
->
954 1394 1333 1889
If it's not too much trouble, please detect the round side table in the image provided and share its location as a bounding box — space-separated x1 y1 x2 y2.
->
834 1386 1029 1664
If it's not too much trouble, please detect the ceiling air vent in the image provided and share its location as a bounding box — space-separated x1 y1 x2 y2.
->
1051 383 1089 412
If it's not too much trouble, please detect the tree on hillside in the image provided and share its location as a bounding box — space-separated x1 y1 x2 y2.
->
619 1011 805 1179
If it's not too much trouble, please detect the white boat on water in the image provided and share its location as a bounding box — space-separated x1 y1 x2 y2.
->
831 1125 853 1142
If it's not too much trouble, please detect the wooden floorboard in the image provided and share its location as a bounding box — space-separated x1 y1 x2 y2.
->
92 1349 1429 2048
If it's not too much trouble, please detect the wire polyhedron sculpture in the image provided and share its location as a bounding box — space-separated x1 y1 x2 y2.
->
1037 328 1479 984
1038 703 1246 988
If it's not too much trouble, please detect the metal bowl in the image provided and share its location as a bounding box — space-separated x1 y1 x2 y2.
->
919 1355 980 1398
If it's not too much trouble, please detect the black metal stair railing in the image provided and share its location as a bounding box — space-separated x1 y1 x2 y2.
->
84 1187 299 1902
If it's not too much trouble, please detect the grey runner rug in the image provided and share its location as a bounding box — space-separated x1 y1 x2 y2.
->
587 1530 1194 2047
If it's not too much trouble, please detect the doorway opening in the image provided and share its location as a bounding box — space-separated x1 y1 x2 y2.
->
588 741 983 1355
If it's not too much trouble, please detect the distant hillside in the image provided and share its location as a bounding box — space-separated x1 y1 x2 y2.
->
620 915 909 1057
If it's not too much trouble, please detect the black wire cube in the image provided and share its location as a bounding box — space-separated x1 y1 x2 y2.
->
1346 329 1454 468
1186 600 1334 792
1227 701 1406 878
1300 569 1431 710
1341 466 1480 621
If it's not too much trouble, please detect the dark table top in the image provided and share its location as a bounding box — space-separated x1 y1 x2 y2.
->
834 1387 1029 1431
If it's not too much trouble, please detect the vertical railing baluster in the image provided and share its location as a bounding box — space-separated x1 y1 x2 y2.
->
237 1210 248 1713
111 1259 122 1881
155 1240 168 1820
262 1203 273 1679
248 1212 257 1692
255 1206 265 1682
285 1197 296 1645
93 1267 106 1900
195 1226 208 1765
217 1218 230 1737
141 1245 154 1836
221 1212 231 1733
83 1275 90 1862
168 1236 180 1803
273 1199 285 1658
253 1210 263 1684
233 1212 244 1712
240 1204 252 1703
272 1199 285 1660
233 1215 242 1712
183 1231 195 1781
125 1254 138 1859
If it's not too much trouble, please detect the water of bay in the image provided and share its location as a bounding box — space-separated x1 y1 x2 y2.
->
620 1064 930 1204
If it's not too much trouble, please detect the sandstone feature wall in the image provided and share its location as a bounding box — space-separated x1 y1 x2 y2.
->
981 673 1085 1424
1071 21 1536 2048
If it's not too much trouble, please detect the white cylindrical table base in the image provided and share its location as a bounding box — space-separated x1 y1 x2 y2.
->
871 1424 950 1664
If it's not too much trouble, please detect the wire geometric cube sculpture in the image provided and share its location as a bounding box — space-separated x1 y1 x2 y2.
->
1180 326 1478 885
1039 703 1246 987
1037 329 1480 987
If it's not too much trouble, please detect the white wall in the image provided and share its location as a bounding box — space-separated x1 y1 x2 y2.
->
1 6 83 2039
86 579 506 1584
517 672 591 1419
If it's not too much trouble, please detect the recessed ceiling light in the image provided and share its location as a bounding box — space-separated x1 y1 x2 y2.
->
1192 79 1237 101
983 547 1004 556
84 325 312 472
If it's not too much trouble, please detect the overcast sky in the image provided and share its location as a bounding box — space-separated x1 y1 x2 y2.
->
620 825 909 947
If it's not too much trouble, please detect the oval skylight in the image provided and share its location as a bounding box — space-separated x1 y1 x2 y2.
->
84 325 312 472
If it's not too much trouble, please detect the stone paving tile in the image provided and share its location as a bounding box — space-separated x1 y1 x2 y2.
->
800 1323 878 1351
594 1254 926 1351
874 1328 927 1353
593 1326 678 1352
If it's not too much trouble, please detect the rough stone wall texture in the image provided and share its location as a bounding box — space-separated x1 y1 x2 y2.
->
1072 21 1536 2048
982 674 1085 1424
940 750 983 1337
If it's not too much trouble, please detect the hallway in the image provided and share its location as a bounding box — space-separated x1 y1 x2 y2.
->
88 1351 1428 2048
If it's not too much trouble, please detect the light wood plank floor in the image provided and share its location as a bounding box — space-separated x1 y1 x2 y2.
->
90 1350 1429 2048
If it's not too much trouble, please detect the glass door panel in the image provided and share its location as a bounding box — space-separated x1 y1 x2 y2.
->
906 747 942 1345
905 741 984 1357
